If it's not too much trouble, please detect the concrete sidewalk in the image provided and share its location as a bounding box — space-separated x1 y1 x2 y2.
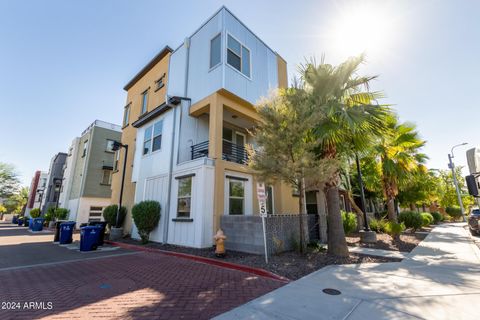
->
216 223 480 320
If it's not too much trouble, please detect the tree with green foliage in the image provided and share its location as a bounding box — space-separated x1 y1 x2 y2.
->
3 187 29 215
373 117 427 222
299 54 391 257
0 163 20 198
436 167 474 210
397 169 441 210
248 87 336 253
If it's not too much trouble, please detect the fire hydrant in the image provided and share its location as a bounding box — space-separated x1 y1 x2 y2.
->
214 229 227 257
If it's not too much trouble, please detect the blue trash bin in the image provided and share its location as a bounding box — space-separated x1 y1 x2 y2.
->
32 218 44 231
59 222 76 244
12 216 18 224
29 218 34 230
17 218 24 226
80 226 100 252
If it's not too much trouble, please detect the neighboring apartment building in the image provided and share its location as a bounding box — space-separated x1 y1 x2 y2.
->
58 120 121 226
111 6 298 248
25 171 48 217
41 153 67 214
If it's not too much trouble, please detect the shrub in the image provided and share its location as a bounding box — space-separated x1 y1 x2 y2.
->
55 208 69 220
369 218 387 233
398 211 423 231
30 208 41 218
431 211 443 224
420 212 434 227
44 212 53 222
446 206 463 220
384 221 405 239
132 201 161 244
103 205 127 228
341 211 357 234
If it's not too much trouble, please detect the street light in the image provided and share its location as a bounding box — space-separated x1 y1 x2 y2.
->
448 142 468 222
111 141 128 228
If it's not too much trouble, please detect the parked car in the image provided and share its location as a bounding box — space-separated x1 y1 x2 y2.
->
468 209 480 235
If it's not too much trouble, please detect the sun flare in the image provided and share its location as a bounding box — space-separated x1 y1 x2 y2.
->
331 4 394 57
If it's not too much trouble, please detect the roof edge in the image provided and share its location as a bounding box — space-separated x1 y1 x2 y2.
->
123 46 173 91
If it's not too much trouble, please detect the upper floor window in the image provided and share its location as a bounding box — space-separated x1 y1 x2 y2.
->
82 140 89 157
210 33 221 69
106 140 115 153
143 120 163 155
155 74 166 91
227 34 250 78
141 90 149 114
123 104 130 126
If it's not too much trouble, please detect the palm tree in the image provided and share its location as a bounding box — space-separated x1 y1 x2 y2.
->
300 54 392 257
374 117 427 221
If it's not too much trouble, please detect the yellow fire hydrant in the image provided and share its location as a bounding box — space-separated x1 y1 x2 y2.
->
214 229 227 257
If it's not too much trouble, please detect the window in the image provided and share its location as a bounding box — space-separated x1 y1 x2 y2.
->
143 126 152 155
89 206 103 222
106 139 115 152
229 180 245 215
155 74 166 90
177 177 192 218
123 104 130 126
266 186 274 214
141 90 149 114
101 169 112 185
227 34 250 77
142 120 163 155
114 150 120 171
210 33 221 68
152 121 163 152
82 140 89 157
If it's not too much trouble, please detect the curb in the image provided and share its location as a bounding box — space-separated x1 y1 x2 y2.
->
104 240 290 283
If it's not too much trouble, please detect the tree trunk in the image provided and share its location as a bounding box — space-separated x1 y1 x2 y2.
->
346 192 364 231
298 182 306 253
326 185 349 257
387 197 397 222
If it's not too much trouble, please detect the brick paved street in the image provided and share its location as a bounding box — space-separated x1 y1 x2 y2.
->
0 222 284 319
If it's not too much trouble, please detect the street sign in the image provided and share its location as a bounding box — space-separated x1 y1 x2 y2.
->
257 182 268 263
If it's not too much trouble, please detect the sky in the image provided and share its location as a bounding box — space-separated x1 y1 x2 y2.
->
1 0 479 186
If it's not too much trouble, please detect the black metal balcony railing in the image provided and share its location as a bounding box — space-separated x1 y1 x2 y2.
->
191 140 248 164
191 140 209 160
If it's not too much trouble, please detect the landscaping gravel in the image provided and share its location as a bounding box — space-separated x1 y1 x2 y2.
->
117 238 400 280
346 231 428 252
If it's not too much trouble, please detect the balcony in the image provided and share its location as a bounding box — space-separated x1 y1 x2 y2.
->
191 140 248 164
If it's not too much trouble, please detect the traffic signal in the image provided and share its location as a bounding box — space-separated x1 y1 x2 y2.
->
465 175 479 197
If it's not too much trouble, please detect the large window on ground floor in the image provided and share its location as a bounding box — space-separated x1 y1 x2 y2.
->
177 176 192 218
228 179 245 215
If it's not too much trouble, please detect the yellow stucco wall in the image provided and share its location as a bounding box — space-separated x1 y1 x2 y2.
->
110 52 171 234
277 54 288 89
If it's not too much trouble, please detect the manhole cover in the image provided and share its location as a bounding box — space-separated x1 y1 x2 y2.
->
322 288 341 295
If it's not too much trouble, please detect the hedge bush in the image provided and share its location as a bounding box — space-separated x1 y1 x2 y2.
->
132 201 161 244
55 208 69 220
103 205 127 228
446 206 463 220
341 211 357 234
369 218 387 233
30 208 41 218
384 221 405 239
398 211 423 231
431 211 443 224
420 212 434 226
